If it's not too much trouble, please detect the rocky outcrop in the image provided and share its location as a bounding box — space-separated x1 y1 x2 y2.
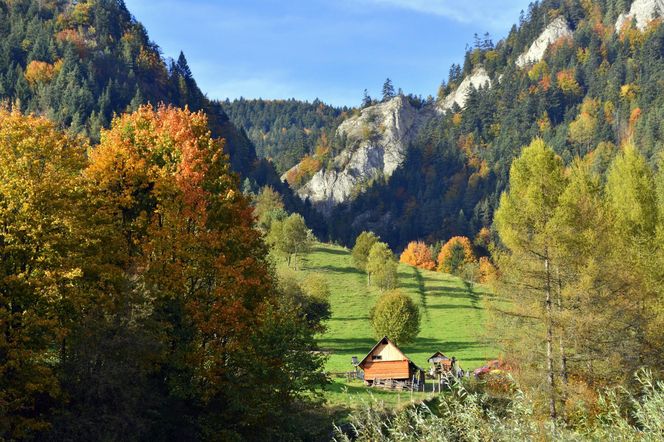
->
439 68 491 111
616 0 664 31
516 16 572 67
291 96 429 213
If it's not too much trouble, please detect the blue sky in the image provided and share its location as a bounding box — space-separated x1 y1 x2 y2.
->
124 0 531 107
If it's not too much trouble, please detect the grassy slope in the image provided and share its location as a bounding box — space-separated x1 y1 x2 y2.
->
284 243 497 408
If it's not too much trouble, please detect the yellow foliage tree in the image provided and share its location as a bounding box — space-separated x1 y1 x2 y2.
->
557 69 582 96
24 60 61 87
0 108 88 437
478 257 498 284
437 236 475 274
569 98 599 153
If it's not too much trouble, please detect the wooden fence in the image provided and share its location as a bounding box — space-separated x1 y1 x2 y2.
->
329 371 361 382
371 378 423 391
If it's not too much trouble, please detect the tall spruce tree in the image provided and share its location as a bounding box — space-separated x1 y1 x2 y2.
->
382 78 395 102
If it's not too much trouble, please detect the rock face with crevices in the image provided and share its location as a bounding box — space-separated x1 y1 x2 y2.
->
291 96 429 213
439 68 491 111
516 16 573 67
615 0 664 31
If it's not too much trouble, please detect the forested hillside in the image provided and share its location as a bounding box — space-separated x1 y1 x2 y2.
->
0 0 250 157
290 0 664 251
223 98 345 173
0 0 330 233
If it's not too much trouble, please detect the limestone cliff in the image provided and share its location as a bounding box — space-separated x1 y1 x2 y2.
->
439 68 491 111
291 96 429 213
516 16 572 67
616 0 664 31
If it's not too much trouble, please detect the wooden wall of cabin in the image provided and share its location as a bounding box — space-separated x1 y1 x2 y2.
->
363 360 410 381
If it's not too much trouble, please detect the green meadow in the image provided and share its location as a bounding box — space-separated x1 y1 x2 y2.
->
283 243 499 408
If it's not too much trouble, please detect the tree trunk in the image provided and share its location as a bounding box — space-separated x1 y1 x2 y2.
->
556 267 568 421
545 255 557 421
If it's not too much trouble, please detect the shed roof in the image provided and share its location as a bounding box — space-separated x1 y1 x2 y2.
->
428 351 450 363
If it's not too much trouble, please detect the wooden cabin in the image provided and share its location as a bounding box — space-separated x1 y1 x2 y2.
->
358 337 424 387
428 351 454 374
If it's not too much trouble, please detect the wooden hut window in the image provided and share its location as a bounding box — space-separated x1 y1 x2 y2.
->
372 355 382 361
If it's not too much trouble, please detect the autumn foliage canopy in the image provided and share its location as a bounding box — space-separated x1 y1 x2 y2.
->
0 105 326 440
437 236 476 274
399 241 436 270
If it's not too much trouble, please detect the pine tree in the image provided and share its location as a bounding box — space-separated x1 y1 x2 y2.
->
128 86 144 112
473 33 482 50
362 88 372 108
176 51 193 79
482 32 494 50
448 64 462 85
382 78 395 102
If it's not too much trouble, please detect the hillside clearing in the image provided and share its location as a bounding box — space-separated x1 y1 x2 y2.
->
281 243 498 407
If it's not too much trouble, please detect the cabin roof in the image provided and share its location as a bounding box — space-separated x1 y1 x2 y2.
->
428 351 450 363
358 336 424 372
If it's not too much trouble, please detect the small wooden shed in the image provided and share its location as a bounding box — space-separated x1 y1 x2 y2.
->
358 337 424 387
428 351 454 373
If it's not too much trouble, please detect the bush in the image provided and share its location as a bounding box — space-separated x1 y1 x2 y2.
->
370 290 420 345
278 271 331 334
334 371 664 441
478 257 498 284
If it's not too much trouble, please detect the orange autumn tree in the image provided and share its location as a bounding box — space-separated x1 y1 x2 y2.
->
437 236 476 274
399 241 436 270
85 103 273 390
84 104 325 437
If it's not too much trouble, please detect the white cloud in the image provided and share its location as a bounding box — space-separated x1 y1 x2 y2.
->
363 0 527 29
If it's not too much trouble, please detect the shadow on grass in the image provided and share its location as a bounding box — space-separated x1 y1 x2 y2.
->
329 316 370 321
425 288 481 298
313 246 348 255
401 339 487 357
312 265 364 275
318 337 377 355
324 380 417 396
426 304 481 310
413 268 429 319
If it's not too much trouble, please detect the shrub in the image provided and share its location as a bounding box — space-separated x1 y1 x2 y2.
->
334 371 664 441
478 257 498 284
370 290 420 345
